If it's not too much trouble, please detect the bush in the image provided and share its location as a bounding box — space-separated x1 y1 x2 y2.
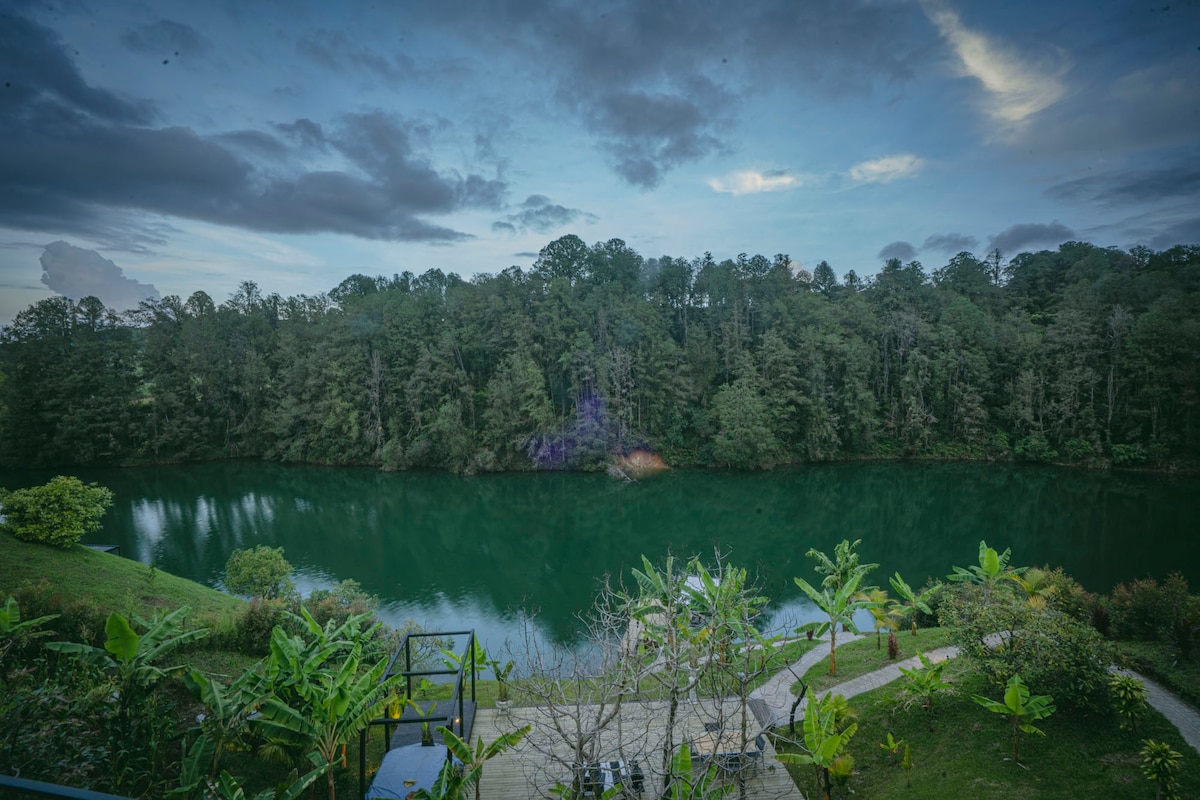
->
1038 565 1100 625
0 476 114 548
301 578 378 629
224 545 294 599
939 583 1112 711
233 597 288 655
1109 574 1191 643
1063 438 1096 462
1014 434 1057 463
1111 443 1149 466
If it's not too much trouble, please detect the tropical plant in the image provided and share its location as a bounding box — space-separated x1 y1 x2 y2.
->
807 538 878 592
879 732 904 763
176 666 274 789
898 651 955 720
776 692 859 800
658 742 733 800
411 724 530 800
948 540 1025 602
888 573 941 635
207 758 327 800
854 587 896 648
441 637 490 682
1110 673 1148 733
972 674 1056 764
794 570 880 674
1140 739 1183 800
1012 567 1057 609
490 657 515 703
405 695 437 745
0 476 114 547
252 610 406 800
0 595 58 667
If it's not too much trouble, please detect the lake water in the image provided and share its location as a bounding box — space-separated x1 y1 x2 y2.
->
3 462 1197 649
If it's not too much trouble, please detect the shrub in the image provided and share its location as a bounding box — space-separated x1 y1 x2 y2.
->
1109 573 1191 643
233 597 287 655
940 583 1112 711
0 476 114 548
223 545 294 599
1111 443 1149 466
1063 437 1096 462
1038 565 1099 625
1014 434 1057 463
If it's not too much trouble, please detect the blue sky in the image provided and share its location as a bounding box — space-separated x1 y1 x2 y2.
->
2 0 1198 324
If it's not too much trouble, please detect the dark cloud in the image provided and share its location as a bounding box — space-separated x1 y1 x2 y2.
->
988 222 1076 254
922 233 979 253
0 12 153 125
877 241 917 261
295 29 415 82
1147 216 1200 250
513 251 540 258
0 13 507 245
39 240 160 310
1047 163 1200 207
434 0 928 188
121 20 212 59
495 195 595 235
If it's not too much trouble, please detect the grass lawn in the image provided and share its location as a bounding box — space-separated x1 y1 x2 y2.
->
794 626 955 696
776 658 1200 799
0 531 244 626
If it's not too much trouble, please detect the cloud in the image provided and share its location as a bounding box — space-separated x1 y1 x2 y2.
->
295 29 415 82
878 241 918 261
848 154 924 184
988 222 1075 254
0 12 153 125
708 169 803 195
39 241 160 310
435 0 930 188
1047 163 1200 207
920 0 1067 128
494 195 595 235
121 20 212 59
513 251 540 259
922 232 979 253
0 13 507 246
1147 216 1200 250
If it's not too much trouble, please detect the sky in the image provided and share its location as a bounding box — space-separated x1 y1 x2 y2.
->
2 0 1198 325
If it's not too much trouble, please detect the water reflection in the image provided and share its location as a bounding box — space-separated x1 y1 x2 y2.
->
2 462 1196 649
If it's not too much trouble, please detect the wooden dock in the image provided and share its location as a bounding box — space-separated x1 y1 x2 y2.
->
469 698 805 800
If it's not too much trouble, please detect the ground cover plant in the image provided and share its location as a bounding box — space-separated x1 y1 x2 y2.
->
775 659 1200 799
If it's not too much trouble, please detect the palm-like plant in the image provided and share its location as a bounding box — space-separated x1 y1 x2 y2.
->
795 570 880 674
807 538 878 592
897 651 954 720
949 540 1025 603
854 588 896 649
413 725 530 800
972 674 1055 764
776 692 859 800
888 573 941 636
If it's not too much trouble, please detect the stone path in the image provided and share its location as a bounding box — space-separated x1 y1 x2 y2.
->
750 635 1200 757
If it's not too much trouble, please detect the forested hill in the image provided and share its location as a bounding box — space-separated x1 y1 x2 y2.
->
2 236 1198 472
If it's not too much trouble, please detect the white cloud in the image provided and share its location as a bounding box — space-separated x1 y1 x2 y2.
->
921 0 1068 127
707 170 804 196
847 154 924 184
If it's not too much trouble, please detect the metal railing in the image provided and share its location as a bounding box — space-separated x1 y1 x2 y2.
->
0 775 133 800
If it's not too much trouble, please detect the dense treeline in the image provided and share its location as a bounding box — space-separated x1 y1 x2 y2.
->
1 236 1198 471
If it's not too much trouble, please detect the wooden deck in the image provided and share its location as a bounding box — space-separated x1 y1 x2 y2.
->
469 698 805 800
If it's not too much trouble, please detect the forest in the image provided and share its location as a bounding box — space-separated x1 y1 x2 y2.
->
1 236 1197 472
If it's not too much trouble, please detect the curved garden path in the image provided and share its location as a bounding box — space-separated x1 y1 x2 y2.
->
750 634 1200 756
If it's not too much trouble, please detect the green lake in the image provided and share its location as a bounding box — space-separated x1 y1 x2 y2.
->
4 462 1198 647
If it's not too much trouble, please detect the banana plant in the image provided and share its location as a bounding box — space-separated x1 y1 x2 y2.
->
0 595 58 666
660 742 733 800
46 607 207 715
888 573 941 635
776 692 858 800
806 538 878 592
253 625 407 800
794 570 879 674
175 666 274 792
897 651 954 720
949 540 1026 603
972 674 1055 764
412 724 530 800
208 755 327 800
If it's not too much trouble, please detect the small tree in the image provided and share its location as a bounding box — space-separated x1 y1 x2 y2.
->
898 651 955 721
776 693 858 800
225 545 295 599
0 476 113 547
972 674 1055 764
948 540 1025 603
1110 673 1147 733
888 572 941 635
795 570 880 675
1140 739 1183 800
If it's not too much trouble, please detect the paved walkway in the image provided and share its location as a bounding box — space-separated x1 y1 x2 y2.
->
750 636 1200 757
